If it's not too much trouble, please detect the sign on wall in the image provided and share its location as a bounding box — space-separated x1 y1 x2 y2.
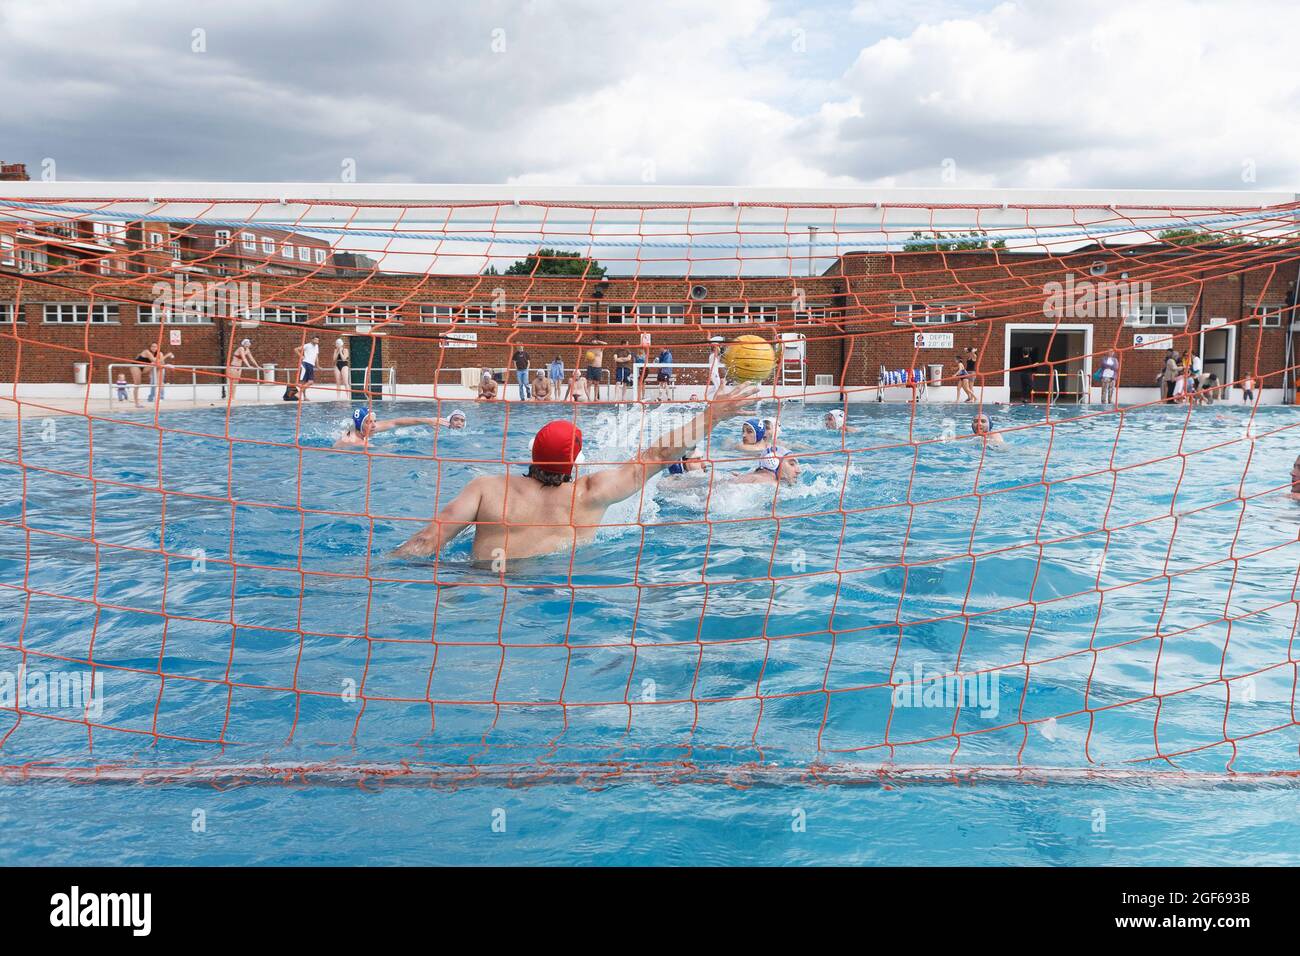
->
169 329 181 346
913 331 953 349
442 331 477 349
1132 332 1175 351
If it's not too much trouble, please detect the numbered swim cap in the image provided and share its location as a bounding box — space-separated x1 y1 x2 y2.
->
745 418 767 442
352 407 371 431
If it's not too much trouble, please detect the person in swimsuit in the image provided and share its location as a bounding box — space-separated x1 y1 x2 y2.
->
533 370 552 401
295 336 320 401
823 408 856 432
584 341 606 401
335 407 466 449
955 349 976 402
394 384 759 563
332 338 351 398
565 367 589 402
730 446 802 486
478 369 499 400
706 337 725 399
1290 454 1300 500
613 345 634 402
227 338 260 402
129 343 161 408
972 413 1005 445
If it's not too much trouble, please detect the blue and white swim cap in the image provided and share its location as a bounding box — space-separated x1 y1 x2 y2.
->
745 418 767 442
758 446 789 474
352 407 371 431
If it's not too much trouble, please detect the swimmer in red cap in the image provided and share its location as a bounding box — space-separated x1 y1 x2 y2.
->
395 383 759 563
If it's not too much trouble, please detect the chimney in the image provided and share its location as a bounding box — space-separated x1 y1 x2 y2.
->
0 162 30 182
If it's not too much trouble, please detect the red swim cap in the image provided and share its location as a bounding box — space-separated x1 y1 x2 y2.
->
531 420 583 477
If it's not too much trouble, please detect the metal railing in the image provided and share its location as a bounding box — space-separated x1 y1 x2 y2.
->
106 363 397 405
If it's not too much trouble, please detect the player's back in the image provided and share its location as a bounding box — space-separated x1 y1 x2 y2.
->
469 473 606 562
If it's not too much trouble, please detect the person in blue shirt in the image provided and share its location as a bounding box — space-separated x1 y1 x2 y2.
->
548 356 564 389
655 347 674 401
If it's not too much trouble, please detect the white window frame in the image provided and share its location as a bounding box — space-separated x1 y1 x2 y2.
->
518 302 591 324
1125 303 1189 327
240 232 256 251
139 302 213 325
605 304 685 325
17 248 47 273
282 243 294 260
148 231 163 247
0 233 14 266
254 305 309 324
420 304 497 325
43 303 119 324
700 303 777 324
92 221 127 244
1248 305 1285 328
261 237 275 256
0 303 16 323
893 302 973 325
328 304 395 325
314 248 326 264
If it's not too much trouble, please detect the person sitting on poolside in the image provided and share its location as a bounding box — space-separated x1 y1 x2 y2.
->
729 446 802 486
335 407 465 449
972 413 1005 445
478 370 498 400
565 367 589 402
823 408 856 432
394 384 759 563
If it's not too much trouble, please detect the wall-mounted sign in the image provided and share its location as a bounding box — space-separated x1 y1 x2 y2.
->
1206 316 1228 327
913 331 953 349
169 329 181 346
443 331 477 349
1132 332 1175 350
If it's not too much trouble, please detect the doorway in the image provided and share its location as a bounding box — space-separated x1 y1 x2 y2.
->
1005 325 1093 402
1198 324 1236 388
348 335 383 403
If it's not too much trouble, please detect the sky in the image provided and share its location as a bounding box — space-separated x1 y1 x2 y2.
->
3 0 1299 191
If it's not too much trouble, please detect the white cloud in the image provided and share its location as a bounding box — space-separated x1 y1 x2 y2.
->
0 0 1297 191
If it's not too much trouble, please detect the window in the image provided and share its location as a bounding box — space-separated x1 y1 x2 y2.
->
893 302 973 324
298 247 312 262
282 243 294 259
44 303 119 324
17 248 47 273
93 221 127 244
241 232 256 251
0 304 15 323
518 303 591 324
168 241 181 261
607 304 686 325
1125 304 1189 327
420 304 497 325
314 248 326 264
0 233 13 266
700 303 777 324
139 301 212 324
254 305 309 324
1249 305 1285 328
261 237 275 256
328 304 395 325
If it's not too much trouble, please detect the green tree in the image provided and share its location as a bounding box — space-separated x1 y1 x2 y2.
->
1156 227 1276 247
903 230 1007 251
501 247 607 277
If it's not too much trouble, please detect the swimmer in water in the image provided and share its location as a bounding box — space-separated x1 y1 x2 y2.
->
972 413 1005 445
824 408 856 432
729 445 802 486
335 407 466 449
395 384 759 563
1290 454 1300 499
663 447 710 478
736 417 772 452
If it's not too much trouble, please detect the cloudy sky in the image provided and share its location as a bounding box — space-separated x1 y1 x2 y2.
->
3 0 1298 190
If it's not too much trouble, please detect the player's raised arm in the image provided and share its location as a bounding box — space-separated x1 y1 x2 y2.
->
394 476 485 558
584 383 758 507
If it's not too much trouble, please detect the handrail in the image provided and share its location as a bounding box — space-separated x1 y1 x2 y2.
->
106 363 397 404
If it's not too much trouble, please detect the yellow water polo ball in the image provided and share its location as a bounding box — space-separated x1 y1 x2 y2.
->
724 335 776 382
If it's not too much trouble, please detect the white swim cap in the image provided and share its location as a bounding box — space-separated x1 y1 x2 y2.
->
240 338 251 347
827 408 845 427
335 337 344 347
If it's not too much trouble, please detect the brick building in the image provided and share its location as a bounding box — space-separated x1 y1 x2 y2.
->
1 185 1296 402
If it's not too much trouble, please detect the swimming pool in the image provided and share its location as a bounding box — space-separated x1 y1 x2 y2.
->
1 398 1298 865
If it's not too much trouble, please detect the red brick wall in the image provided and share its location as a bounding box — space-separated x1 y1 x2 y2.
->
1 245 1294 389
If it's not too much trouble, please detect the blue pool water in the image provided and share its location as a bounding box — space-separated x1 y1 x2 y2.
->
1 398 1298 865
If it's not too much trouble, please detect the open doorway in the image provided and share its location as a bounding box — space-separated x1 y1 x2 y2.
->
1005 325 1093 402
1198 324 1236 389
